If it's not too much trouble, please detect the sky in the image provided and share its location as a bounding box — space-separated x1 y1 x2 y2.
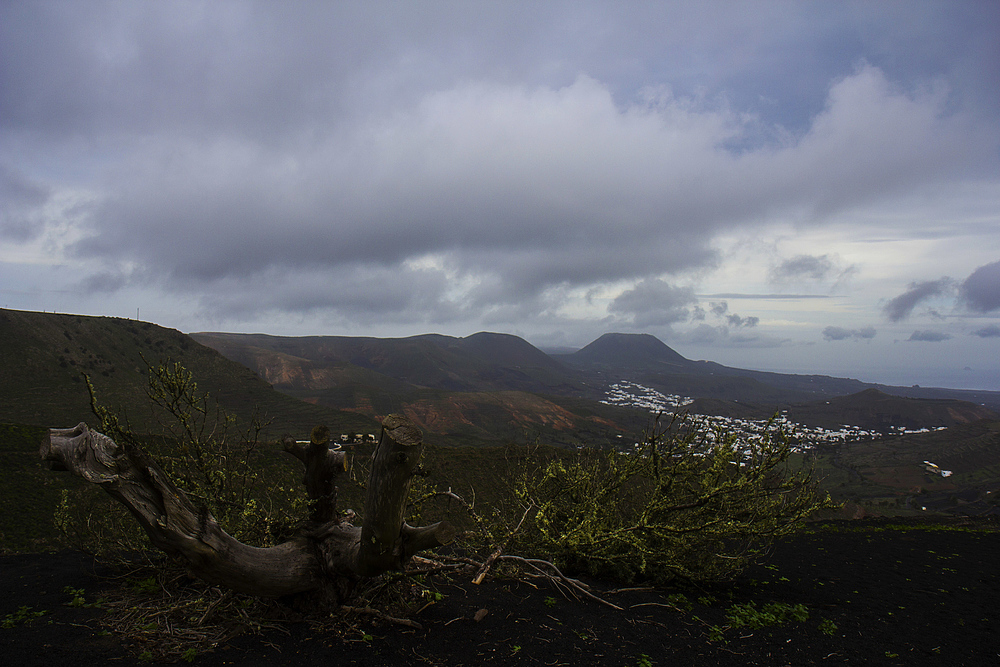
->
2 1 999 391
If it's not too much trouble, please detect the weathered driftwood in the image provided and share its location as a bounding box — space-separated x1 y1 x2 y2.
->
41 415 454 599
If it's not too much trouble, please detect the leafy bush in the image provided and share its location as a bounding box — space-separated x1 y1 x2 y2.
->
507 413 835 583
56 362 306 553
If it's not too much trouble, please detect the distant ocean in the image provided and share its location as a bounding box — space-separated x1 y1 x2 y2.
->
760 365 1000 393
870 367 1000 393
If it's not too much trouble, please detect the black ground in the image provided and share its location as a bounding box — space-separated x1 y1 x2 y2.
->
2 517 998 666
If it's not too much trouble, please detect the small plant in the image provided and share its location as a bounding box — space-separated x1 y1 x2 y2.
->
64 586 87 607
726 601 809 631
181 648 197 663
130 576 159 594
636 654 653 667
544 596 557 607
63 586 102 608
420 588 444 603
818 618 838 636
667 592 693 611
2 606 48 629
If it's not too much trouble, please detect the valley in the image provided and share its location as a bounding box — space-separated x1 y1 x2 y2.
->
2 308 999 527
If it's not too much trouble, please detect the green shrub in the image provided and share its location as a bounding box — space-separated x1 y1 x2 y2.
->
726 601 809 630
507 413 835 583
56 362 306 553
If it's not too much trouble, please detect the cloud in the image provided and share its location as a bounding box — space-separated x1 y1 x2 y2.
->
769 253 858 288
51 65 998 325
908 330 952 342
972 324 1000 338
727 314 759 328
0 165 50 242
823 325 876 341
608 279 697 327
771 254 836 281
677 323 787 348
705 300 757 328
960 260 1000 313
882 278 954 322
1 3 998 338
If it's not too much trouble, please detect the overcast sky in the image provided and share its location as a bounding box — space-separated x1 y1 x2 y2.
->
2 1 998 390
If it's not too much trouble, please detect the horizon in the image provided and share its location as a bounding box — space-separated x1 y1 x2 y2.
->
8 306 997 393
2 2 997 393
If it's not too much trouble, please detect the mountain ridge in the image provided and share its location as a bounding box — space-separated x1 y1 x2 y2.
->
2 309 996 448
0 309 377 437
192 329 999 434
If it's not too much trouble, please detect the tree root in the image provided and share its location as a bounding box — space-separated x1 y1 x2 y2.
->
338 605 425 630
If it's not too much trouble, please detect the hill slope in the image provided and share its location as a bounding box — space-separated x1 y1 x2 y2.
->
787 388 996 432
0 309 376 437
567 332 691 370
191 331 645 446
194 329 1000 444
559 332 1000 410
191 331 584 395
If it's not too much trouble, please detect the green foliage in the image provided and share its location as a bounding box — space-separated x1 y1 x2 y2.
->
667 592 694 611
130 576 160 595
818 618 838 636
507 413 836 583
725 601 809 630
63 586 102 608
2 606 48 629
55 362 307 553
706 600 812 642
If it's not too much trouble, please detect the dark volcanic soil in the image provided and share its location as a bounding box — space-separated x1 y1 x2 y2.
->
2 517 999 666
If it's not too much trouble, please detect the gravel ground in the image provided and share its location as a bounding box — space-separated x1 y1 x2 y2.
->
2 517 998 666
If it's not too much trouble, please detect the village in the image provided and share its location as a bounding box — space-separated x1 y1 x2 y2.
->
601 381 948 453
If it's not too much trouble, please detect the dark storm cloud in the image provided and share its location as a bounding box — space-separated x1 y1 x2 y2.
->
9 1 993 139
972 324 1000 338
823 325 876 341
707 301 757 328
608 279 697 327
960 260 1000 313
0 165 50 241
2 2 998 329
822 326 851 341
80 270 131 294
726 314 759 328
771 254 836 281
908 330 952 342
882 278 954 322
768 253 859 288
